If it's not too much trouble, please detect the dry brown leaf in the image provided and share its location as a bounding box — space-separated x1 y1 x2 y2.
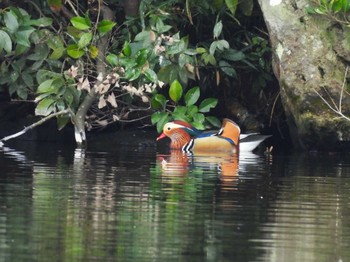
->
107 93 118 108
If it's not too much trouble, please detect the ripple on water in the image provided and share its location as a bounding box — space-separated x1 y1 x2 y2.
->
251 173 350 262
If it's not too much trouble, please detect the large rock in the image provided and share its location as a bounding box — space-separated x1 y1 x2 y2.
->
258 0 350 150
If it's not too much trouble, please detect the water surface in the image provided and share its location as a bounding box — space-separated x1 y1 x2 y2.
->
0 141 349 262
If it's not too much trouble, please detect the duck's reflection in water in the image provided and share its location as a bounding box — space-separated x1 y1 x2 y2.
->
157 151 240 189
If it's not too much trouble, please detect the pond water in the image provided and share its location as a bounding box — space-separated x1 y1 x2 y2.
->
0 138 350 262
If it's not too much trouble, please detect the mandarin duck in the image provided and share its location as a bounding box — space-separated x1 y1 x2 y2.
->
156 118 271 153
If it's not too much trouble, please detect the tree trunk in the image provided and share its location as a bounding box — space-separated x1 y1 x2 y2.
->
73 5 115 147
258 0 350 150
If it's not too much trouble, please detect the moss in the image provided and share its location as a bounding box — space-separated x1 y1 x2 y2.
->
342 29 350 53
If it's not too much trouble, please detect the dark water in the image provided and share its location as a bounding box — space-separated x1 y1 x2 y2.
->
0 140 350 262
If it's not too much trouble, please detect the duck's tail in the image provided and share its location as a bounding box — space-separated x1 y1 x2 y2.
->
216 118 241 146
239 134 272 152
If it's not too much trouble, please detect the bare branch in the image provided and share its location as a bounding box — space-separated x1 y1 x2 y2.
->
0 109 71 146
314 66 350 122
339 66 349 111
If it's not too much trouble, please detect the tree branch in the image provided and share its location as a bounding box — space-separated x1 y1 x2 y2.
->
0 109 71 147
72 4 115 147
314 66 350 122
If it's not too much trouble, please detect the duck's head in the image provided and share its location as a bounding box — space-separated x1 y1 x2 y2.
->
156 121 200 149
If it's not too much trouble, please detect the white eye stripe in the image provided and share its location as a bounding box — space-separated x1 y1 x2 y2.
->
171 123 187 129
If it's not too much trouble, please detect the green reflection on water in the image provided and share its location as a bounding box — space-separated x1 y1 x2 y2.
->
1 146 350 262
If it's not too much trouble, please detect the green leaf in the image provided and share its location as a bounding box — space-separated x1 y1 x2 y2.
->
125 68 141 81
206 116 221 128
216 39 230 50
144 68 158 82
88 45 98 59
47 36 64 59
184 48 197 55
135 30 151 42
193 112 205 123
136 48 148 66
56 100 66 111
4 11 19 33
9 69 19 83
185 86 200 106
15 26 35 47
78 32 92 48
37 79 53 93
155 17 172 33
68 85 81 108
8 83 17 96
225 0 238 16
29 17 53 27
48 36 64 49
70 16 91 30
173 105 187 116
219 60 236 77
196 47 207 54
213 20 223 39
173 114 191 123
156 112 171 133
21 72 34 88
118 56 138 68
66 44 84 59
343 0 350 12
199 98 218 112
37 79 63 94
15 44 28 55
63 88 74 105
202 53 217 65
50 47 65 59
27 44 49 60
0 61 8 74
0 30 12 54
97 20 116 33
122 42 132 56
178 53 192 68
31 60 44 71
191 120 205 130
209 41 218 55
16 85 28 100
158 64 179 84
186 105 199 116
151 94 167 109
151 111 165 124
36 70 61 84
223 49 245 61
169 80 183 103
167 37 187 55
57 116 71 131
35 98 56 116
106 53 118 66
178 67 190 86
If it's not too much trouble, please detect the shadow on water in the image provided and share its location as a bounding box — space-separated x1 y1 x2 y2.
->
0 139 350 261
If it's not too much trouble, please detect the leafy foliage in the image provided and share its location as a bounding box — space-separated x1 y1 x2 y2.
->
151 80 219 132
0 7 57 100
0 0 275 138
307 0 350 25
307 0 350 15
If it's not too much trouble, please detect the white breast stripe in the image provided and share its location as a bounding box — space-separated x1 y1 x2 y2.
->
182 139 194 153
217 127 224 136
